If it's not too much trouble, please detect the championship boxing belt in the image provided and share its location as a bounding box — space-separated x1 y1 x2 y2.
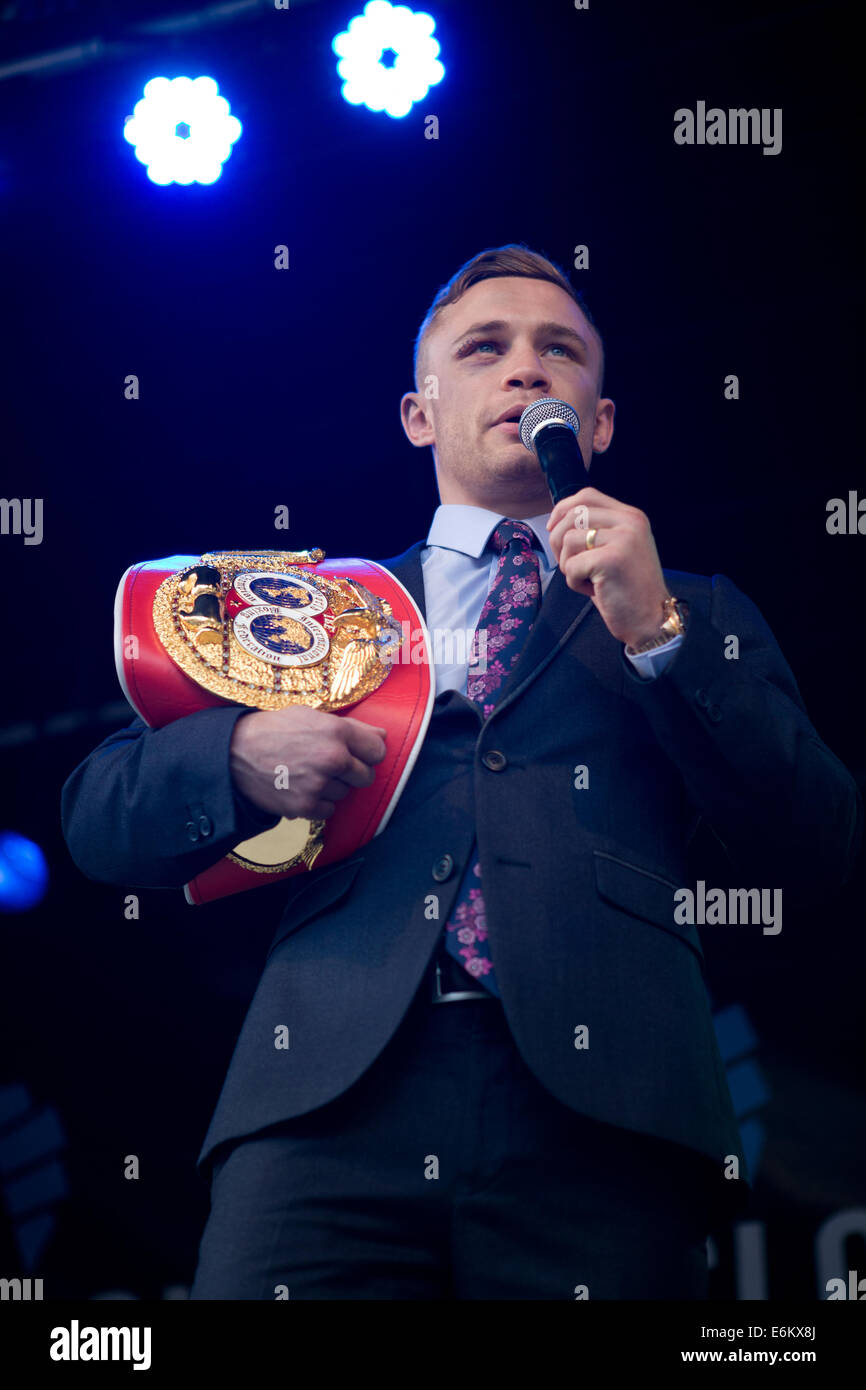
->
113 548 433 905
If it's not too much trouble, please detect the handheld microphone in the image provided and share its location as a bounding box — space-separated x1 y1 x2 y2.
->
518 397 585 504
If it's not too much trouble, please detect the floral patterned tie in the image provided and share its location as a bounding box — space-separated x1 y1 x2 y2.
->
443 520 543 995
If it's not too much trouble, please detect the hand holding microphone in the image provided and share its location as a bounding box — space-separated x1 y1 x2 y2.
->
519 397 671 649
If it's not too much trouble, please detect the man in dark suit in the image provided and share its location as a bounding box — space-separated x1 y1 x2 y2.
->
62 244 862 1300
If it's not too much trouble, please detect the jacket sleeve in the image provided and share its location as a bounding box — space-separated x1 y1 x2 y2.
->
60 704 280 889
620 572 863 895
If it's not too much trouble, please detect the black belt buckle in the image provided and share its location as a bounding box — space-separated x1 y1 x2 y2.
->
431 956 494 1004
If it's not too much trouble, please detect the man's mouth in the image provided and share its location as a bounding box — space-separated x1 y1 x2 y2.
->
490 405 529 437
493 416 523 435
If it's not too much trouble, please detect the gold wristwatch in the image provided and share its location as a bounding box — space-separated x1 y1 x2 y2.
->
625 595 688 655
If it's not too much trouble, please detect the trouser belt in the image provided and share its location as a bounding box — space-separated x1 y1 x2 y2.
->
429 940 498 1003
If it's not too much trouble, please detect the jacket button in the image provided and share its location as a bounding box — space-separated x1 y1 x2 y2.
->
432 854 454 882
707 704 722 722
695 689 710 708
482 750 507 771
199 815 213 837
186 821 200 842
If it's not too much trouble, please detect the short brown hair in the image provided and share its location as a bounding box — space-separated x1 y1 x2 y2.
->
413 242 604 394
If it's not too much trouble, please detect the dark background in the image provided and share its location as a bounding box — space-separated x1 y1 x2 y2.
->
0 0 863 1300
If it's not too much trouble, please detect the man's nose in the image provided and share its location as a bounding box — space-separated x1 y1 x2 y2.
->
503 353 550 390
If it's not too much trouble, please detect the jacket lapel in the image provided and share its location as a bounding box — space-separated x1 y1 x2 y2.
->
493 564 595 715
377 539 596 715
377 540 427 623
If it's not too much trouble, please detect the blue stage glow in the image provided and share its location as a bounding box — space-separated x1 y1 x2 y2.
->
332 2 444 119
0 832 49 912
123 76 242 185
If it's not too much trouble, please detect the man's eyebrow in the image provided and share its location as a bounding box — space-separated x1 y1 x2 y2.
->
451 319 590 352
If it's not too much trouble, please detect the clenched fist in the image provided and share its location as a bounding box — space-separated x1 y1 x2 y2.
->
229 705 387 821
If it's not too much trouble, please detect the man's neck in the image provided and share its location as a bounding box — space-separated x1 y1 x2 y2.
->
438 497 552 520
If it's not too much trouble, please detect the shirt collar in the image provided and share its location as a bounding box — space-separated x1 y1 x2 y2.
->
424 503 556 571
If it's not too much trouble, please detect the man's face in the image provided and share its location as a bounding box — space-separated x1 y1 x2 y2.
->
400 276 615 514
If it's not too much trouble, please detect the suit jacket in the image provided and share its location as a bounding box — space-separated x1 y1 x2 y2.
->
61 543 863 1204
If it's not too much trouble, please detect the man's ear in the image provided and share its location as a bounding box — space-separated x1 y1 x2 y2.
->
591 397 615 454
400 390 435 448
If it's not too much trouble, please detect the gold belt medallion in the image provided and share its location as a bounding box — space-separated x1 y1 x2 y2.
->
151 548 403 712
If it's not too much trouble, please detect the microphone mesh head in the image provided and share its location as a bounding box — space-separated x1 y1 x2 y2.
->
518 397 580 452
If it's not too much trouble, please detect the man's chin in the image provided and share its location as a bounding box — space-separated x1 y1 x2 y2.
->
485 438 543 474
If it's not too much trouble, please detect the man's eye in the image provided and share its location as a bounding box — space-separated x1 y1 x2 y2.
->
457 338 497 357
546 343 579 358
458 339 575 359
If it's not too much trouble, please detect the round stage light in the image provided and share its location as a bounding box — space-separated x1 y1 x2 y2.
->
123 76 242 185
0 832 49 912
332 2 445 119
